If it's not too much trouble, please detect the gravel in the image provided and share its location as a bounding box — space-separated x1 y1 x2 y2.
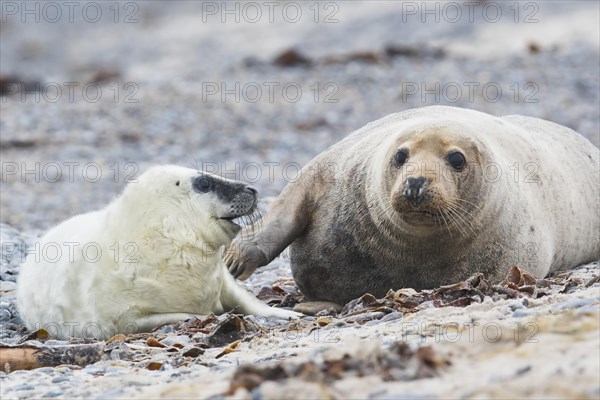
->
0 1 598 398
1 2 598 232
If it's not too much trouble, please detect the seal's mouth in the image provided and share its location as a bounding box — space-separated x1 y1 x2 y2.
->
217 215 247 229
219 215 245 225
217 206 259 228
401 210 443 224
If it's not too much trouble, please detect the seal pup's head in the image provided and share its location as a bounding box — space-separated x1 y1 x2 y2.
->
380 122 488 237
114 165 258 247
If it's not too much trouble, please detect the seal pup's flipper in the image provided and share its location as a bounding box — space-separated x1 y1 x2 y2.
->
131 313 195 333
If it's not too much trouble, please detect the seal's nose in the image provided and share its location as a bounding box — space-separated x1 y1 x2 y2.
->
403 177 427 207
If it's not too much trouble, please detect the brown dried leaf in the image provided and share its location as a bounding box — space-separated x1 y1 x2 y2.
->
522 273 536 286
147 361 163 371
17 329 52 344
106 334 126 344
146 338 166 348
215 340 241 359
342 293 388 315
504 266 537 287
506 266 522 285
415 346 451 368
492 285 524 298
585 275 600 287
182 346 203 358
228 365 288 395
257 286 284 303
280 291 305 308
535 278 555 287
316 317 332 326
205 315 258 348
518 285 536 296
343 311 387 324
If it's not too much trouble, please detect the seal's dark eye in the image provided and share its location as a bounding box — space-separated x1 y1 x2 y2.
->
175 180 180 186
394 149 408 167
447 151 466 171
194 177 212 192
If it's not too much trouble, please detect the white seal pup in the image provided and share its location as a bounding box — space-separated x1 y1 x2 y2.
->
17 165 298 339
225 106 600 304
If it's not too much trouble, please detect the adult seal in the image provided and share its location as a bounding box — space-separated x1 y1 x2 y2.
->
225 106 600 304
17 165 298 339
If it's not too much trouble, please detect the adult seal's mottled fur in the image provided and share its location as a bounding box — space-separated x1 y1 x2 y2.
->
225 106 600 304
17 165 298 339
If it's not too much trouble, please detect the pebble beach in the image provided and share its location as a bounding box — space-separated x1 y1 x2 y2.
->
1 1 599 398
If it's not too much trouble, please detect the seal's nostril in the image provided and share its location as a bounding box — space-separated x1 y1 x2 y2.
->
245 186 257 196
404 177 427 207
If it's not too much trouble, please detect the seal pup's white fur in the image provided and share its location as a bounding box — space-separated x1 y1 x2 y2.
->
17 165 298 339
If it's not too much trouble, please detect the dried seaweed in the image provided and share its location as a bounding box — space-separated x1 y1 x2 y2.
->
226 342 450 395
338 266 578 323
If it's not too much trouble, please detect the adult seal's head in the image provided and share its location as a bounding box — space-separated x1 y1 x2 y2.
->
369 121 491 239
225 106 599 304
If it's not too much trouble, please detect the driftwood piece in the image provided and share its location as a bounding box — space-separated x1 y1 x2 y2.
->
0 343 105 372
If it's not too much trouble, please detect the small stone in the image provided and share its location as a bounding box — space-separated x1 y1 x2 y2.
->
380 311 404 323
35 367 56 373
43 390 63 398
105 366 128 374
83 365 107 375
51 376 70 383
512 310 533 318
0 280 16 292
156 324 174 334
12 383 35 391
558 298 597 310
44 340 70 346
293 301 343 316
160 335 191 347
0 309 11 322
0 272 17 282
181 346 203 358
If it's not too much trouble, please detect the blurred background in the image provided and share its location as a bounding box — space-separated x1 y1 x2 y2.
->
1 0 599 231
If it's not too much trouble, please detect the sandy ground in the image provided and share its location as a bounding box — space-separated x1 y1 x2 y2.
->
1 252 599 399
1 1 599 399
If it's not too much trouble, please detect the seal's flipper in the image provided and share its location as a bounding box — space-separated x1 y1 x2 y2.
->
131 313 195 333
218 250 301 319
225 172 313 280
